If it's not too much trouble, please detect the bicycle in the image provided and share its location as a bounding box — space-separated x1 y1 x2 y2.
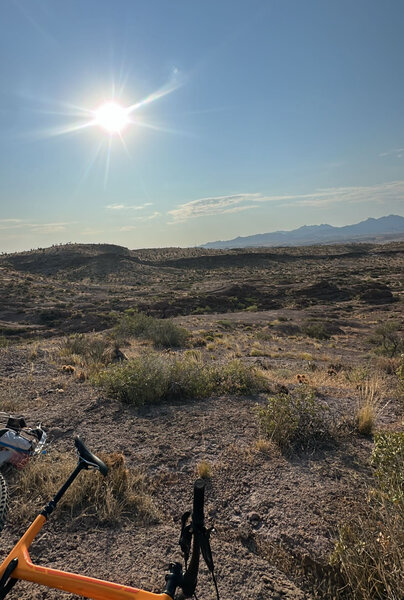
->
0 437 219 600
0 413 47 535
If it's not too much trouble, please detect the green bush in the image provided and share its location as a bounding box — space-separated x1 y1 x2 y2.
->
255 387 329 453
368 322 403 357
372 432 404 505
93 352 267 406
301 321 331 340
397 355 404 407
112 312 189 348
332 432 404 599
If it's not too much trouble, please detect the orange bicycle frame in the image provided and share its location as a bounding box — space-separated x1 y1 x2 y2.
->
0 513 171 600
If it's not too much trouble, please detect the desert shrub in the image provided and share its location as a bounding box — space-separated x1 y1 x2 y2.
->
112 312 189 348
147 318 189 348
332 432 404 599
217 320 236 330
368 321 403 357
245 304 258 312
94 353 172 405
93 352 267 406
301 321 331 340
372 432 404 504
255 387 330 453
10 451 158 525
39 308 70 324
59 334 113 366
213 359 267 395
397 355 404 407
372 356 400 375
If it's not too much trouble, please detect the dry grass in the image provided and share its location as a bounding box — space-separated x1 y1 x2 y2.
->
331 433 404 599
356 376 389 436
196 460 212 479
10 451 158 526
254 438 273 454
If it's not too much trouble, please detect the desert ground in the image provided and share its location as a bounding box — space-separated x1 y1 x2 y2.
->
0 242 402 600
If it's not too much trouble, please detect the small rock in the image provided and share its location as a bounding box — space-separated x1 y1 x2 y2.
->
248 511 261 524
49 427 64 439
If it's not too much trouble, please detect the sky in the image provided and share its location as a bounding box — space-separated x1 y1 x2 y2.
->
0 0 403 252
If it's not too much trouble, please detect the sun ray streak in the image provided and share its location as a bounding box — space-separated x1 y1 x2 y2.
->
131 119 190 137
126 77 183 114
38 119 96 139
104 137 112 189
118 131 131 159
76 140 105 191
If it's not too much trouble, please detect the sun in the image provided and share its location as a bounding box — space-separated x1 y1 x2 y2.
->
94 102 130 134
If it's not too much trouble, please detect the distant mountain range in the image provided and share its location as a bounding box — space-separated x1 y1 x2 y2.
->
201 215 404 249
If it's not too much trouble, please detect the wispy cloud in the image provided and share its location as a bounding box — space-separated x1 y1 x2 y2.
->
134 211 161 222
119 225 136 232
271 180 404 208
168 193 261 223
106 202 153 211
0 220 71 232
118 211 161 231
379 148 404 159
168 181 404 222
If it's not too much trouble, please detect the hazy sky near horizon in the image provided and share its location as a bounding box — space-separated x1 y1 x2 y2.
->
0 0 403 252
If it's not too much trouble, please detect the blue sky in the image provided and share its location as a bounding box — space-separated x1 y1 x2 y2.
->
0 0 403 252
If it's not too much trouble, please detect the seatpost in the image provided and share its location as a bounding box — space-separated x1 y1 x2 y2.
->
41 462 85 518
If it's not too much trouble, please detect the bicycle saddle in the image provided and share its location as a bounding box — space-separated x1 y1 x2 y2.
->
74 436 108 476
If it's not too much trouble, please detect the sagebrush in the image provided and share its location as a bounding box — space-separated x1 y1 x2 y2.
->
93 351 267 405
255 386 330 453
112 311 189 348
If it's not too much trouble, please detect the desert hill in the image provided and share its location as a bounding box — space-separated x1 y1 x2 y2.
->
0 241 402 339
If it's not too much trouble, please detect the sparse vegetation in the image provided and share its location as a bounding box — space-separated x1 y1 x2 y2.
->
301 321 331 340
368 321 403 357
93 351 267 405
255 386 330 453
59 333 118 369
196 460 212 479
372 432 404 504
332 432 404 599
356 376 389 436
254 438 273 454
112 311 189 348
0 241 403 599
10 451 158 526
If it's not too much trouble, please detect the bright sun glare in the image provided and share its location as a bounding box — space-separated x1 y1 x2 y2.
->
94 102 129 134
36 71 183 184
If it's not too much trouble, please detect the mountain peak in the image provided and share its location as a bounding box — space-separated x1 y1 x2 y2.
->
202 215 404 249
